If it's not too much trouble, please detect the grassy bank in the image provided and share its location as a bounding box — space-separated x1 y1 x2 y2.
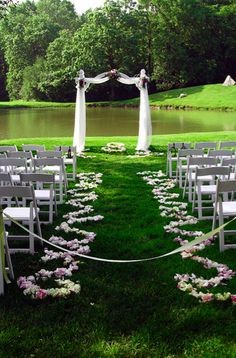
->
1 84 236 111
1 134 236 357
1 131 236 150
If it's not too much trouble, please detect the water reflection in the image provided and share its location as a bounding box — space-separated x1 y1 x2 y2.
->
0 107 236 139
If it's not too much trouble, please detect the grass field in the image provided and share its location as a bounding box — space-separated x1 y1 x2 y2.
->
1 84 236 111
1 134 236 357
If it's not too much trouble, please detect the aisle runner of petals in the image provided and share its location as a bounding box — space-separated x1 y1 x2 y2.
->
137 170 236 304
17 172 103 299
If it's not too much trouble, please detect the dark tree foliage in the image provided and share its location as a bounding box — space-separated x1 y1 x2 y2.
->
0 0 235 101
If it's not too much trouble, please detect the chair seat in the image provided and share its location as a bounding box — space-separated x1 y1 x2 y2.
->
214 201 236 216
196 184 216 194
11 174 20 183
64 158 73 165
35 189 54 200
55 174 65 182
189 173 213 181
3 207 38 221
43 165 61 173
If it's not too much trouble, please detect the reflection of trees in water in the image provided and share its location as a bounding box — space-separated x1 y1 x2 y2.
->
1 108 236 139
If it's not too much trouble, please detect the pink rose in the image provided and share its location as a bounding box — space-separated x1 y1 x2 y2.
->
231 295 236 304
36 289 48 300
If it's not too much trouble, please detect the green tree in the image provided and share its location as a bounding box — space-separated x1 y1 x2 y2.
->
1 0 77 99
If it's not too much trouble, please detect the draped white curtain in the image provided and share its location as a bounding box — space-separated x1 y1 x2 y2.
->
117 69 152 151
73 70 109 153
73 69 152 152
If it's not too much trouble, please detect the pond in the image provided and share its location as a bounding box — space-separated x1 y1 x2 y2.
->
0 107 236 139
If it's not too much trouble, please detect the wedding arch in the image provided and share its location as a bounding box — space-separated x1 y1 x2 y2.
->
73 69 152 153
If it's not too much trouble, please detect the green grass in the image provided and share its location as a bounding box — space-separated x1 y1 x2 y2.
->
1 83 236 111
1 134 236 357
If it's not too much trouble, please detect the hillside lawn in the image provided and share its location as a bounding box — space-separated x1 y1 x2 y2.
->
1 84 236 111
1 132 236 356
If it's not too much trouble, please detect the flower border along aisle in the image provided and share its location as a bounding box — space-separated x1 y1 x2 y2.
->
137 171 236 304
17 172 103 300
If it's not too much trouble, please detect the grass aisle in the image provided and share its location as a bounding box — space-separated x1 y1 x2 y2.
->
1 149 236 357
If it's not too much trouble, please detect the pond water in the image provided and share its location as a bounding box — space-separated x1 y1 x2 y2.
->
0 107 236 139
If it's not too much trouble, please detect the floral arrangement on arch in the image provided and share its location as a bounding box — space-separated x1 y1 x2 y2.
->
107 69 120 80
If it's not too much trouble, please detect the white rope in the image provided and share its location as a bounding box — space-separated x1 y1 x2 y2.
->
3 212 234 264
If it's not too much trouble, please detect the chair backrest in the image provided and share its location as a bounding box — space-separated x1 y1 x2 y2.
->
0 185 34 198
187 156 218 167
54 145 76 152
221 158 236 167
216 179 236 193
33 157 63 167
7 151 33 159
195 166 230 178
20 173 54 184
219 141 236 149
37 151 62 158
0 145 17 153
208 149 233 158
178 149 204 158
194 142 218 149
0 173 14 185
167 142 191 151
22 144 45 152
0 158 27 172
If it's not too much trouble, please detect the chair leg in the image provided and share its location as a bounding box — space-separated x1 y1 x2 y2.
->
197 190 203 220
183 174 187 198
218 212 225 252
0 245 4 295
29 219 34 255
4 233 14 280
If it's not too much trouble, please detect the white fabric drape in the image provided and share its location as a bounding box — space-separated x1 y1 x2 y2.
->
73 70 109 153
117 70 152 151
73 69 152 153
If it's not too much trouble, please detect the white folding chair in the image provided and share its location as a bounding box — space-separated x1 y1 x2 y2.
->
192 166 230 220
213 179 236 251
221 158 236 179
176 149 204 188
208 149 233 161
7 151 33 172
194 142 218 150
219 141 236 149
37 150 62 158
22 144 45 153
183 157 217 202
33 158 67 204
0 145 18 153
20 173 57 224
0 186 42 254
54 146 77 181
166 142 191 177
0 158 28 184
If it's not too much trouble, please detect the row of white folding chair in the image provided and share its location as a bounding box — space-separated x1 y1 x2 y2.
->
0 157 67 204
0 172 57 224
167 142 236 177
177 149 234 187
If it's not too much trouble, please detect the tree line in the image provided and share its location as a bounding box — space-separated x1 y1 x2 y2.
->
0 0 235 102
